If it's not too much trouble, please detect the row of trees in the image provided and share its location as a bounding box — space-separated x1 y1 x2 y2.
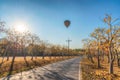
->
0 20 80 62
82 15 120 74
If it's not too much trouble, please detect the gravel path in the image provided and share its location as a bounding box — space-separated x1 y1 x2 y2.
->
1 57 82 80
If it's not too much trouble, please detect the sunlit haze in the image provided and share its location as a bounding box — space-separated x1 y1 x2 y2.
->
14 21 27 33
0 0 120 49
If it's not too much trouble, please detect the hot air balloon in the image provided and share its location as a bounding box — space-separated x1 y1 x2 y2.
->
64 20 70 28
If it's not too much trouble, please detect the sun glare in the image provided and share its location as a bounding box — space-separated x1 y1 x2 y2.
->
14 21 27 33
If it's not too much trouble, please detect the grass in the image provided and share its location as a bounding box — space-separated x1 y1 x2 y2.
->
0 56 74 78
80 56 120 80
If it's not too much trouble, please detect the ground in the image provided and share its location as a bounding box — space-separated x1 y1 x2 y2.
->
80 56 120 80
0 57 82 80
0 56 73 78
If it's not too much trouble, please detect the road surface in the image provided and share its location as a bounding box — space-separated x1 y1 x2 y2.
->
1 57 82 80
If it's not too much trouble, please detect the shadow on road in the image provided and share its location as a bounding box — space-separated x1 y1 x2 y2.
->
1 57 80 80
42 67 75 80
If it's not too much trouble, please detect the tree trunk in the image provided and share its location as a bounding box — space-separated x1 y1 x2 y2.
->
101 50 104 62
88 48 94 63
88 54 94 63
97 55 100 68
31 53 33 60
107 54 110 63
90 56 94 63
23 48 26 60
109 59 114 74
115 50 120 66
42 52 44 59
117 59 120 66
7 53 9 61
24 53 26 60
49 54 52 59
1 52 6 63
97 48 101 68
8 52 16 76
109 46 114 74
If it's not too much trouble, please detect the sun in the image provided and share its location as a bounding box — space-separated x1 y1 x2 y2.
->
14 21 27 33
15 24 26 33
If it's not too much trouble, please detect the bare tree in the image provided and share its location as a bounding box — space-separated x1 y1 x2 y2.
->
90 28 106 68
103 15 120 74
27 33 39 60
82 38 94 63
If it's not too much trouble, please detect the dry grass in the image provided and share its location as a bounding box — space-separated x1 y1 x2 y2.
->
80 56 120 80
0 56 61 62
0 56 73 78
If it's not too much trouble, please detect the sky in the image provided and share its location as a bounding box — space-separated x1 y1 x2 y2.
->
0 0 120 49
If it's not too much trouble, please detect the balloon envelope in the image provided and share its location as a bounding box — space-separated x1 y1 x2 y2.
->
64 20 70 28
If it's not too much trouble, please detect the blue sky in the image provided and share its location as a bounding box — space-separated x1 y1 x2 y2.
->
0 0 120 48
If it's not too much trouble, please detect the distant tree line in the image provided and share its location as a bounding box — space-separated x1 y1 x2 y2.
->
0 20 81 61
